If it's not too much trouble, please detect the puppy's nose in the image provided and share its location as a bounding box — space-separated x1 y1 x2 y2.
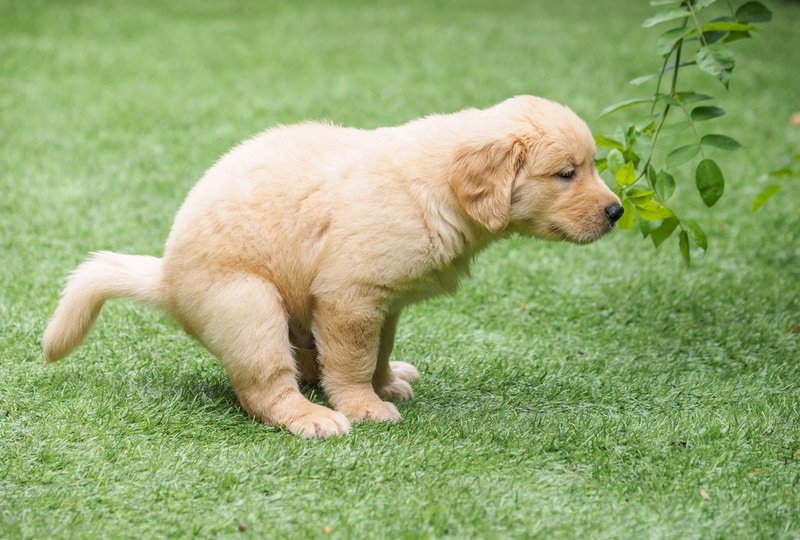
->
605 202 624 224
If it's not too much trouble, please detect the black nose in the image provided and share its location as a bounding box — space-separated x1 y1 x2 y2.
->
605 203 624 224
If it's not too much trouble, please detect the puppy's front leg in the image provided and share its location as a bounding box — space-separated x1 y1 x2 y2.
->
372 311 419 401
314 296 401 422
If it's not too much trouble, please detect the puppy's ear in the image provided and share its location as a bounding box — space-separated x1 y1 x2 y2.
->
449 136 526 232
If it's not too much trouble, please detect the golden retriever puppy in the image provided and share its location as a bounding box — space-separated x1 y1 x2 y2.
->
43 95 623 438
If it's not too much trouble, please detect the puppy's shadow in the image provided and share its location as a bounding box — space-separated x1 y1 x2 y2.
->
168 365 333 423
43 354 334 434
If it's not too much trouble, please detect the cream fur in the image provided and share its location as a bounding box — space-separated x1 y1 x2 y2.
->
43 95 622 438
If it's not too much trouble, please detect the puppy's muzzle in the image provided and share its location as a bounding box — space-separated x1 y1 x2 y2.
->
605 203 624 224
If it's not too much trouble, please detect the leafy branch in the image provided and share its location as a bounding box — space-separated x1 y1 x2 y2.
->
596 0 772 266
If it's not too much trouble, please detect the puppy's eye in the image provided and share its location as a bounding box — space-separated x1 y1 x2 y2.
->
557 169 576 179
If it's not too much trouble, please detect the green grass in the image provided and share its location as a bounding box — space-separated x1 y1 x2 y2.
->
2 0 799 538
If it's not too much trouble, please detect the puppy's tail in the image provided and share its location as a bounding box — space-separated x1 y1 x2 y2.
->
43 251 166 363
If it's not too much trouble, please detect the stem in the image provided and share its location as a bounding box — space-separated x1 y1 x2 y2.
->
637 17 689 188
669 33 683 93
679 100 707 162
649 54 672 117
687 3 709 50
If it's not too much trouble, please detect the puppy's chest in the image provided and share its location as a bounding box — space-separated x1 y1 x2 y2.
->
389 251 473 312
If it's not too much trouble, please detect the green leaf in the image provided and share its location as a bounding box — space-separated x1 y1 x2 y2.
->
657 27 692 56
595 157 608 173
723 31 753 43
650 216 679 248
679 230 691 267
691 106 726 121
655 93 681 106
632 133 653 164
751 185 781 212
607 149 625 175
696 44 735 87
694 0 719 9
676 92 714 104
637 118 657 135
682 219 708 251
767 168 794 179
615 161 637 188
635 199 674 220
626 188 655 204
696 158 725 207
643 8 691 28
736 1 772 23
599 98 655 118
659 121 692 137
623 124 641 148
700 134 743 150
666 144 701 168
618 199 636 230
650 0 679 5
630 73 660 86
639 215 656 238
701 21 756 33
702 30 729 45
594 134 624 150
654 170 676 201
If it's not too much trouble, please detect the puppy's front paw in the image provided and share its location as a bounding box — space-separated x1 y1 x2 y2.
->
282 404 351 439
336 395 401 423
389 361 420 382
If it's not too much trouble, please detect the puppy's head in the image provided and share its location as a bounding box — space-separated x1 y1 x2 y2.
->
449 96 622 244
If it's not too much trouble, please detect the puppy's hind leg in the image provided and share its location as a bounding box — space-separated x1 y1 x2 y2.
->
193 274 350 438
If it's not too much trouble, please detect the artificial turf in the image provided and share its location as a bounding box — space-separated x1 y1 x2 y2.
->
1 0 798 538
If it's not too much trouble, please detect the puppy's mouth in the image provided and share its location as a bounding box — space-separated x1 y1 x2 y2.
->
545 219 616 245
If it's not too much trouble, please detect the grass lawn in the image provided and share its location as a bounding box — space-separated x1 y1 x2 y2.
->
2 0 799 537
